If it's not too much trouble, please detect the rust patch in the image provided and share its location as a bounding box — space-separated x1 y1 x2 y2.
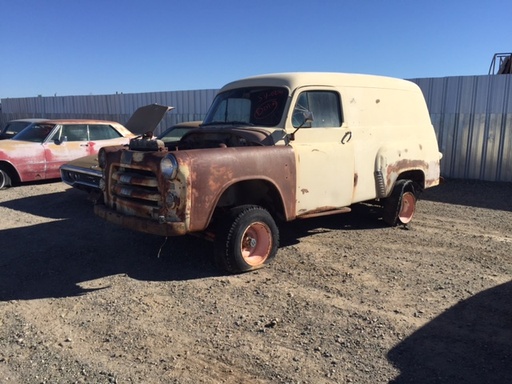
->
176 146 297 231
101 145 298 235
384 158 440 194
95 204 187 237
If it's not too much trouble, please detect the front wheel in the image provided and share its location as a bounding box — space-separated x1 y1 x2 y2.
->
214 205 279 274
0 168 12 190
382 180 417 226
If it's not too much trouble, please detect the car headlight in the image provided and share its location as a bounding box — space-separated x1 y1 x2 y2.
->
160 154 178 179
98 148 107 169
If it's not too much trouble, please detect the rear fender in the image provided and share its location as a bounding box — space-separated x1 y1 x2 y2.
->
375 145 440 198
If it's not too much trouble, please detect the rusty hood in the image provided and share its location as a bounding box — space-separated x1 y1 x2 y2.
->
63 154 99 170
124 104 174 135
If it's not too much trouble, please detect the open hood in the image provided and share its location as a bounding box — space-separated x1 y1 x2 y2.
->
124 104 174 135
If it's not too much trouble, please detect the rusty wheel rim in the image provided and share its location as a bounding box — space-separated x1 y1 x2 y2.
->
240 222 272 266
398 191 416 224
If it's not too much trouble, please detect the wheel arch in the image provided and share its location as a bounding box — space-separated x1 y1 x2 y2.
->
0 161 21 185
395 170 425 194
376 168 425 198
214 178 288 221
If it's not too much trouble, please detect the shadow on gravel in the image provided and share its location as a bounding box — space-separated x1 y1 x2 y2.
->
421 179 512 212
388 281 512 384
0 190 219 302
0 188 91 219
280 203 392 247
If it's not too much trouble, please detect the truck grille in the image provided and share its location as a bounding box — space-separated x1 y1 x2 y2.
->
110 166 162 219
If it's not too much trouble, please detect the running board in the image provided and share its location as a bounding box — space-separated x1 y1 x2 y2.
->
297 207 351 219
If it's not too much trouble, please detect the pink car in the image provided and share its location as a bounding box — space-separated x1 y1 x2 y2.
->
0 104 172 189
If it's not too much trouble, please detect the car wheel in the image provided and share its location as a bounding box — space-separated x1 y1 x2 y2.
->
383 180 417 226
214 205 279 274
0 168 12 190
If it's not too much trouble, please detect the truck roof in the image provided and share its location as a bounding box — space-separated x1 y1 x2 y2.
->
221 72 418 93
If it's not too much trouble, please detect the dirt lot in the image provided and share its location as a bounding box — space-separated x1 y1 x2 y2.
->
0 179 511 383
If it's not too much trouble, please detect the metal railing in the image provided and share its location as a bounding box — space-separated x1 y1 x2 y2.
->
489 53 512 75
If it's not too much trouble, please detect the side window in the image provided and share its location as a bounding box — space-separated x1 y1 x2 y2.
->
89 124 123 140
61 124 88 141
292 91 342 128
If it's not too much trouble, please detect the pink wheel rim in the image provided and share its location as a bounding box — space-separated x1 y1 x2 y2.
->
240 222 272 266
398 192 416 224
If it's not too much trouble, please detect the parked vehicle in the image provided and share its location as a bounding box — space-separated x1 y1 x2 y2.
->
94 72 443 273
60 121 201 198
0 118 48 140
0 104 172 189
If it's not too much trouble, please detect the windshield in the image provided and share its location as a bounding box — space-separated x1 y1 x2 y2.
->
3 121 32 136
158 127 195 143
12 123 56 143
203 87 289 127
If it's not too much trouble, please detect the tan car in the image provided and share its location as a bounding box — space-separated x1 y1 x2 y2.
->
0 104 172 189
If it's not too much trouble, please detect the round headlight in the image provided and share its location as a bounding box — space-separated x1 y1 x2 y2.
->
98 148 107 169
160 154 178 179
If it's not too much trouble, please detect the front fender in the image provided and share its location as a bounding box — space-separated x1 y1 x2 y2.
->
173 146 297 232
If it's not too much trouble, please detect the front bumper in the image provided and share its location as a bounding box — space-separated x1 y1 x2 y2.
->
60 164 102 191
94 204 187 237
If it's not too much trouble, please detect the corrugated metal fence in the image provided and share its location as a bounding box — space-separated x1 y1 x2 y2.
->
410 75 512 182
0 89 218 136
1 75 511 182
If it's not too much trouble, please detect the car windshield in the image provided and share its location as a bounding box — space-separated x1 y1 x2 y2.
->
202 87 289 127
158 127 195 143
12 123 56 143
3 121 32 136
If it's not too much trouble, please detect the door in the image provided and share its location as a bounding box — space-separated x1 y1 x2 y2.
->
44 124 90 179
290 89 355 216
87 124 130 153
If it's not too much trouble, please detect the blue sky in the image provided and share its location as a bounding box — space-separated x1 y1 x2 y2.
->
1 0 510 99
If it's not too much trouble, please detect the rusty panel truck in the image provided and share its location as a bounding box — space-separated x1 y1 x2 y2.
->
94 73 442 273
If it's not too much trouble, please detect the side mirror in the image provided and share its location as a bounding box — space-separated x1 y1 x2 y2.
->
288 111 314 141
54 136 67 145
303 111 314 126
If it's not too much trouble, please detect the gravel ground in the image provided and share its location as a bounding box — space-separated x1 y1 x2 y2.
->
0 179 511 383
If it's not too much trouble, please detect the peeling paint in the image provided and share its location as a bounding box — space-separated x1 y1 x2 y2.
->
101 145 297 234
0 121 134 182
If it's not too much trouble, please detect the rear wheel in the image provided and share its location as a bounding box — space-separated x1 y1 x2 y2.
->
383 180 417 226
0 168 12 190
214 205 279 274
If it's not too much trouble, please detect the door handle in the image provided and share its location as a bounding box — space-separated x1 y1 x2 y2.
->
341 131 352 144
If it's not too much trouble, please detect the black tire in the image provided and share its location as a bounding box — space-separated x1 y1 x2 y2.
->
382 180 417 226
0 167 12 190
214 205 279 274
